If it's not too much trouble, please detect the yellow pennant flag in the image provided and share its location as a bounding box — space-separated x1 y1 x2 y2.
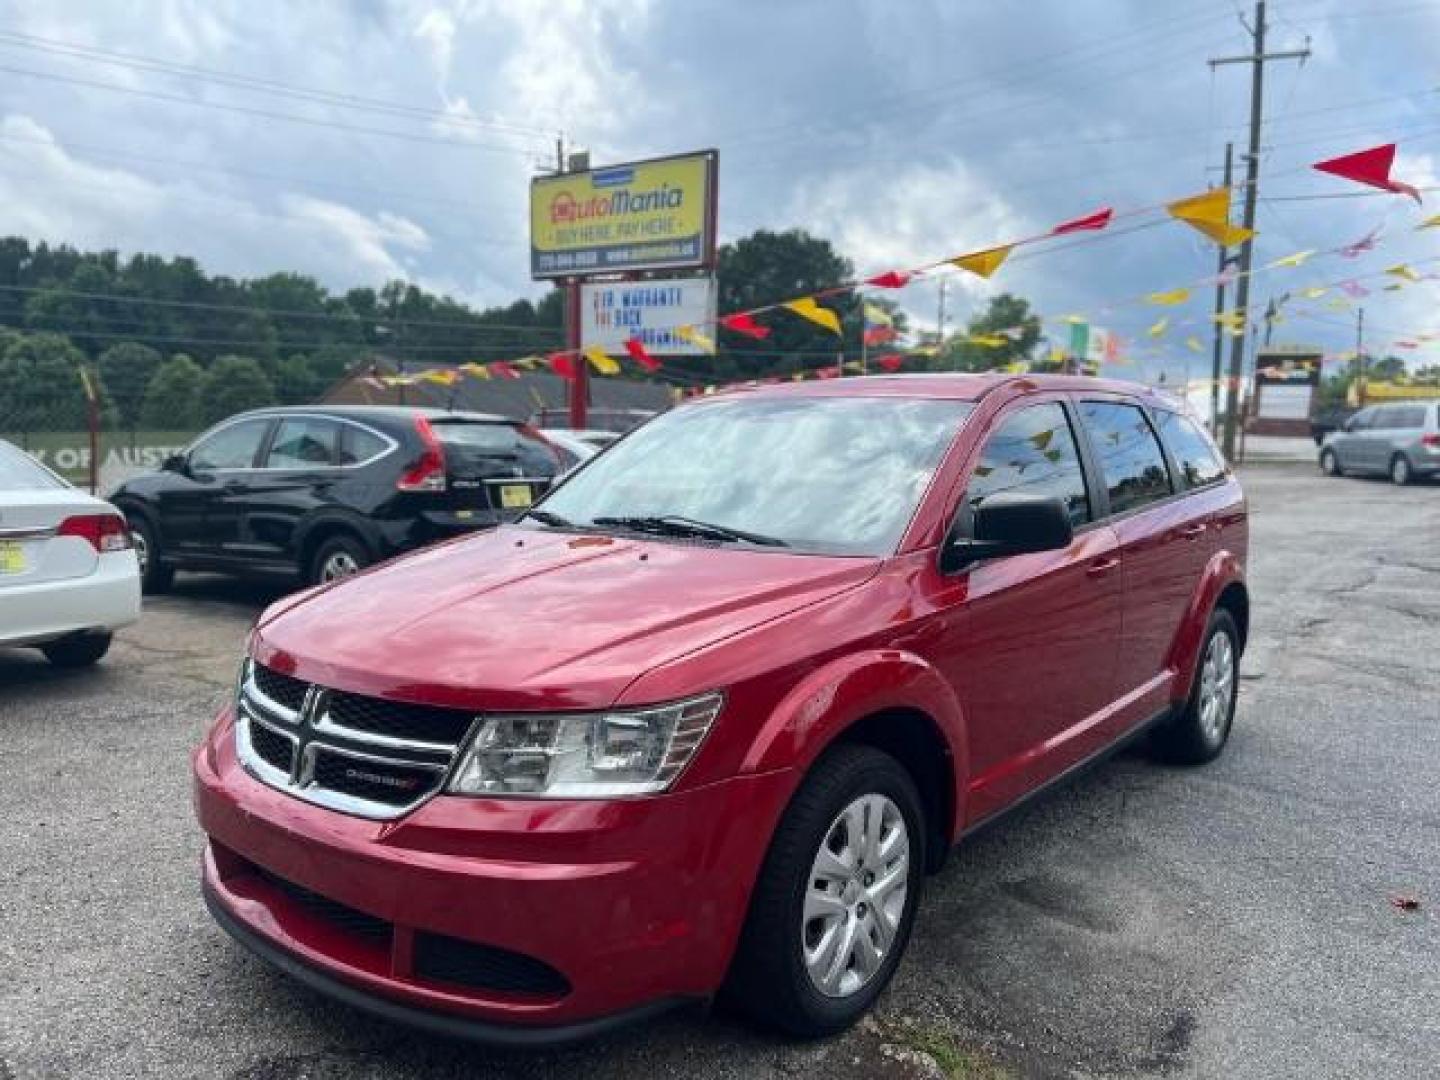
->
1416 213 1440 230
1048 346 1066 365
968 334 1008 348
952 244 1014 279
675 324 717 353
1061 314 1087 324
842 360 865 373
1267 250 1314 269
513 355 543 370
459 362 491 380
1387 264 1422 282
420 368 461 386
1146 288 1191 306
1004 360 1029 374
583 345 620 375
1147 316 1169 338
1300 286 1328 300
1185 336 1204 353
1166 188 1255 247
1327 297 1354 311
782 297 842 335
910 344 941 357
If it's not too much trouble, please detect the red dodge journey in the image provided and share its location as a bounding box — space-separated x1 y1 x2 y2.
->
193 374 1248 1043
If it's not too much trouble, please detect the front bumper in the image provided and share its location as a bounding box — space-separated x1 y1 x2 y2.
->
193 707 793 1040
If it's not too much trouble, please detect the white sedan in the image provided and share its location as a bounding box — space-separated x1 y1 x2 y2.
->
0 439 140 667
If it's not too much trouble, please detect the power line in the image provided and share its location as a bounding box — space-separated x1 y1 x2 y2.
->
0 64 550 157
0 283 561 335
0 30 558 139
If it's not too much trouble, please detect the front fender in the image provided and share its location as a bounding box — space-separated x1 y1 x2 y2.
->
739 649 969 838
1167 549 1246 701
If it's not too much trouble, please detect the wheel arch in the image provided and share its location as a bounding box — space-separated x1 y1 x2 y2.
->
739 650 969 865
294 512 381 575
1168 552 1248 699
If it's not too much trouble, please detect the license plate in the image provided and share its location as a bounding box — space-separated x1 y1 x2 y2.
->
0 541 26 575
498 484 533 509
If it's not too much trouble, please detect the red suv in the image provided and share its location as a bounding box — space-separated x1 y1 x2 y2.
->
194 375 1248 1043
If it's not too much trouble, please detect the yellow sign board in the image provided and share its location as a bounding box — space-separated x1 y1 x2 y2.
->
530 151 717 279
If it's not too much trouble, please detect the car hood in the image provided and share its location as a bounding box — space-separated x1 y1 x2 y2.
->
253 525 879 711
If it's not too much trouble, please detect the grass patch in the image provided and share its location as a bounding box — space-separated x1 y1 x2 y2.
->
892 1021 1013 1080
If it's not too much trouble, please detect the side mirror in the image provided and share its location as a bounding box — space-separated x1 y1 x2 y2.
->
161 453 187 474
941 492 1074 573
1340 418 1356 433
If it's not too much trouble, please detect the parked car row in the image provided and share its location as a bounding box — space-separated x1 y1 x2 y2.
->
1318 400 1440 484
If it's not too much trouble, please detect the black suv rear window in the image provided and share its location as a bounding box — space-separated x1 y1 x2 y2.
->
430 421 557 475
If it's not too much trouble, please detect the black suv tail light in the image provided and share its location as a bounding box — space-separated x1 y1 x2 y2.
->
397 415 447 492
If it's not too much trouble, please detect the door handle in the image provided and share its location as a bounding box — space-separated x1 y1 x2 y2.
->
1178 523 1208 540
1086 556 1120 578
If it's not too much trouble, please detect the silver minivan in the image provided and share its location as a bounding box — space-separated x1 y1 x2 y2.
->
1319 401 1440 484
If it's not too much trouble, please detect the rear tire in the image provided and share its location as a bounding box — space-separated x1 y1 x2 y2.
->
724 744 925 1038
1319 449 1342 477
309 533 371 586
41 631 113 668
127 514 174 594
1390 454 1412 486
1150 609 1239 766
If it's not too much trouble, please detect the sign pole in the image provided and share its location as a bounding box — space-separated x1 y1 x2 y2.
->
566 279 587 430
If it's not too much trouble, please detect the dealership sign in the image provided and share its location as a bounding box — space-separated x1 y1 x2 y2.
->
530 151 717 279
580 278 717 356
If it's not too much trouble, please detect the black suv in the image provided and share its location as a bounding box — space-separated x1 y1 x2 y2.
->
110 406 561 591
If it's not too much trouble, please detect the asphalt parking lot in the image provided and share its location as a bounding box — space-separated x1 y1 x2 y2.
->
2 464 1437 1080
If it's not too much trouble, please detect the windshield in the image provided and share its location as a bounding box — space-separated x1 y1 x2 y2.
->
536 395 973 555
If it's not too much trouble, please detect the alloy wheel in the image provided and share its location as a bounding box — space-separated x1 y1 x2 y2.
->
320 551 360 582
802 793 910 999
1392 457 1410 485
1197 630 1235 743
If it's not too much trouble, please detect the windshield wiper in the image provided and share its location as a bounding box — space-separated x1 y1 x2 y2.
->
591 515 788 547
523 509 576 528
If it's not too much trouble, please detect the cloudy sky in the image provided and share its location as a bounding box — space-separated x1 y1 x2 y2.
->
1 0 1437 385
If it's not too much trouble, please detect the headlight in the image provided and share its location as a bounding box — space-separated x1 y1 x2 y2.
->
447 692 724 798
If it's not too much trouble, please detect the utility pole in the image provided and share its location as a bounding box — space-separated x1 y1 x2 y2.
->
937 278 950 368
1210 1 1309 462
1354 306 1366 407
1209 142 1234 436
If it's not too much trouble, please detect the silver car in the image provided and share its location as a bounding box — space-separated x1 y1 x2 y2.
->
1319 401 1440 485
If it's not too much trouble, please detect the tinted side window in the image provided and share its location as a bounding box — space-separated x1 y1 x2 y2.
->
338 423 389 465
1079 402 1173 515
1394 406 1426 428
965 402 1090 528
266 417 338 468
189 419 270 471
1155 410 1226 489
1349 408 1376 431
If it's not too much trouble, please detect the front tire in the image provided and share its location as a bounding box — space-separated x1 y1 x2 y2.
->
41 631 113 668
725 745 925 1037
127 514 174 594
309 533 371 586
1319 449 1342 476
1151 609 1239 765
1390 454 1412 486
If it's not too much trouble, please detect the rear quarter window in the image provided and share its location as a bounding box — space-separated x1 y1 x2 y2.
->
0 441 65 490
1155 410 1227 489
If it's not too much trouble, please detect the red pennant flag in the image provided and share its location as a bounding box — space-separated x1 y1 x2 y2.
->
865 270 912 289
547 353 576 379
624 338 661 372
875 353 904 372
1313 143 1421 203
1051 207 1113 235
489 361 520 380
720 312 771 339
815 365 842 380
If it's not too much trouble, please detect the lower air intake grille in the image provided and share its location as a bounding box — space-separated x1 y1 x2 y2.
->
256 868 391 945
413 931 571 997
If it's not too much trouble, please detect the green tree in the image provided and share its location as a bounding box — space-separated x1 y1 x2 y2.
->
709 229 855 382
141 353 205 430
0 332 90 440
198 354 275 424
273 356 323 405
97 341 163 443
934 293 1043 373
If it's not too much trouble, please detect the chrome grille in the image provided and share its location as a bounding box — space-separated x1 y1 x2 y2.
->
236 660 476 820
